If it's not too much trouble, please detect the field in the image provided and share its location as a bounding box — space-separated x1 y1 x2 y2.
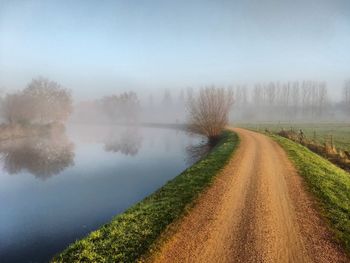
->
238 122 350 152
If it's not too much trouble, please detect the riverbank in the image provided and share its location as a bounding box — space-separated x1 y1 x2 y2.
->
52 130 239 262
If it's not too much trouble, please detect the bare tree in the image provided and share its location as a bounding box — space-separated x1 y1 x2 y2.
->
162 89 172 107
317 82 328 117
187 86 234 143
253 84 263 107
186 87 194 102
291 82 300 118
178 89 185 104
343 80 350 110
148 93 154 109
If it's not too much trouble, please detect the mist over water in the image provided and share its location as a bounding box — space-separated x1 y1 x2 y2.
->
0 125 206 263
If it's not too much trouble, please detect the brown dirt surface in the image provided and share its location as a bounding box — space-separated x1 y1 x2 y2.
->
151 128 349 263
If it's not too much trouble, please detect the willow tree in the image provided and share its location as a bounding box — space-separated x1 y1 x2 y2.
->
187 86 234 143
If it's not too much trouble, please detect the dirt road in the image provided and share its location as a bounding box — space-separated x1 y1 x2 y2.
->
152 128 348 263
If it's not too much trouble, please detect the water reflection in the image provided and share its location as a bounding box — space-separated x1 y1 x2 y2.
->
0 134 75 180
104 128 143 156
186 139 211 165
0 126 207 263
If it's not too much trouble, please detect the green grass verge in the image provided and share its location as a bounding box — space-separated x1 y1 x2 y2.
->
52 130 239 262
272 134 350 252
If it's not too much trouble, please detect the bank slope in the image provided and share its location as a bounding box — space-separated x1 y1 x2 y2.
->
272 135 350 253
52 131 239 263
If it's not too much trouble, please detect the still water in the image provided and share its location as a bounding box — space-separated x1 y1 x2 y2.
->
0 125 206 263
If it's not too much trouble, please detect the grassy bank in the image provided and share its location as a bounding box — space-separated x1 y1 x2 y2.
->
52 130 239 262
272 135 350 252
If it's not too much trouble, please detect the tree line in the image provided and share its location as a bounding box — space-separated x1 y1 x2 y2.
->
141 80 350 123
248 81 329 120
72 91 141 124
98 92 140 123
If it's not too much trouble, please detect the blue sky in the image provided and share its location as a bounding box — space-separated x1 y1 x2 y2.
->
1 0 350 99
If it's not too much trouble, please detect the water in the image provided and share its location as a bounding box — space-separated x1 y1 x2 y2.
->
0 124 206 263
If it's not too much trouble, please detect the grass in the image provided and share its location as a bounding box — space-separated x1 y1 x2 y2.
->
52 130 239 262
239 122 350 152
271 134 350 253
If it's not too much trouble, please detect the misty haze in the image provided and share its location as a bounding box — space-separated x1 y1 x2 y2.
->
1 1 350 263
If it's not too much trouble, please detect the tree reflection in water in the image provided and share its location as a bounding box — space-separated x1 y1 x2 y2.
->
104 128 143 156
0 133 74 180
186 139 212 165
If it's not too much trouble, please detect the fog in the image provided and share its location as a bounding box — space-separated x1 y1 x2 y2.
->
1 2 350 262
1 0 350 123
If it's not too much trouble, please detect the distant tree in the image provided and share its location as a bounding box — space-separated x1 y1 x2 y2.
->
2 77 73 125
239 85 248 106
23 77 73 123
186 87 194 102
148 93 154 109
343 80 350 110
100 91 140 122
317 82 328 117
187 86 234 143
178 89 185 104
266 82 276 106
162 89 172 107
253 84 263 107
291 82 299 107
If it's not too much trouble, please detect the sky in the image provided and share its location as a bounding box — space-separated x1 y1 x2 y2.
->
0 0 350 100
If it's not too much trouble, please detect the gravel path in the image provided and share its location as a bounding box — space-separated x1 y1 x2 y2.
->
152 128 348 263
